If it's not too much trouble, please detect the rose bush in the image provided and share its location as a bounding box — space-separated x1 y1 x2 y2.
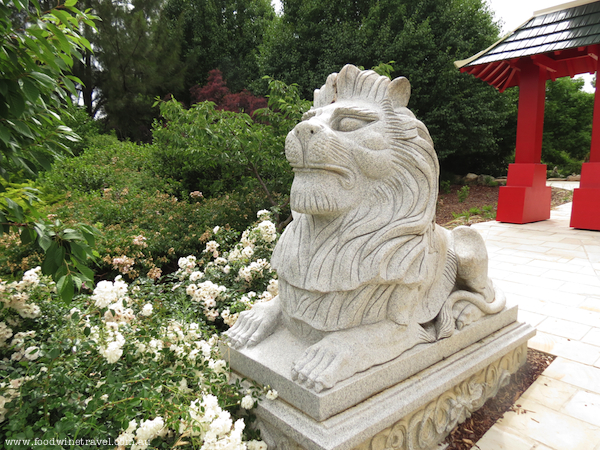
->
0 211 281 449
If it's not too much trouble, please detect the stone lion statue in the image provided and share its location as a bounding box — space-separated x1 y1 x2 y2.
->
227 65 505 392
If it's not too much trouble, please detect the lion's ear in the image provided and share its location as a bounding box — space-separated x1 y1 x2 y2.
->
388 77 411 112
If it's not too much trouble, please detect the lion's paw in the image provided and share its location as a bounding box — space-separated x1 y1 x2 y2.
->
291 337 354 393
225 296 281 349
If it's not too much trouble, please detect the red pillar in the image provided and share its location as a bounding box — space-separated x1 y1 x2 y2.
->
570 55 600 230
496 58 552 223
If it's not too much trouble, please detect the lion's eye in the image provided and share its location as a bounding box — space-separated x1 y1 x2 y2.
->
335 117 374 132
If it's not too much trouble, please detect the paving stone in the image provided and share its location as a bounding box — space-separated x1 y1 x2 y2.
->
544 358 600 395
493 398 600 450
476 424 548 449
562 390 600 427
519 375 579 410
536 317 591 341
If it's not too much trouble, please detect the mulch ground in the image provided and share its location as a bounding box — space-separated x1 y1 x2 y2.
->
436 184 573 227
434 184 567 447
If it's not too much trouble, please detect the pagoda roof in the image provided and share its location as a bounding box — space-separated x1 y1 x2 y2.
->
455 0 600 91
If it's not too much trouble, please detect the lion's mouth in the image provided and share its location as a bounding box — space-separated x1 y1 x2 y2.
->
293 164 347 175
292 164 357 190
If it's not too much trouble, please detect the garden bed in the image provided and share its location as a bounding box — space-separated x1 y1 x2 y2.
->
436 185 574 227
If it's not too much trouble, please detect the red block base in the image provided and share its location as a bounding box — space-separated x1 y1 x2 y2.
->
570 189 600 230
496 163 551 224
570 162 600 230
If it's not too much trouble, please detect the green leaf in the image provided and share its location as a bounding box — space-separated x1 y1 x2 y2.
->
58 52 74 69
30 150 54 172
69 241 87 261
55 263 68 280
65 0 78 6
53 244 66 267
41 242 60 275
62 229 83 240
0 124 10 145
62 76 77 96
8 92 25 118
46 23 72 54
20 226 36 245
66 75 83 85
71 275 83 290
12 121 34 139
78 265 95 284
57 274 74 302
30 72 55 90
5 198 24 222
79 37 93 53
34 223 53 251
50 10 72 27
79 224 100 246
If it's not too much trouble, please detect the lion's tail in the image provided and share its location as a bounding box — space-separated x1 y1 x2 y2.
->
435 283 506 340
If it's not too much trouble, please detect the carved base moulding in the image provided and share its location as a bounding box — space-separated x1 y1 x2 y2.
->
247 322 534 450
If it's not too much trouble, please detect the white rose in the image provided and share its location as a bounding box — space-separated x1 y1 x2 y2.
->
241 395 254 409
141 304 153 317
189 271 204 282
102 342 123 364
241 246 254 258
266 389 278 400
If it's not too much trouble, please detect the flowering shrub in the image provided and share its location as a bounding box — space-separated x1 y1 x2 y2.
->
0 211 282 448
173 210 280 330
0 186 272 282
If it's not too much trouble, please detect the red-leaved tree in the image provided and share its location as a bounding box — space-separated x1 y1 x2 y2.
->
189 69 267 117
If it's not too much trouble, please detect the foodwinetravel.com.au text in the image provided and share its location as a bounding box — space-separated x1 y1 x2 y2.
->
4 437 147 447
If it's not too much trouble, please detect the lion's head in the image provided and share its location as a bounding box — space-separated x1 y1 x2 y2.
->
285 64 438 219
273 65 440 292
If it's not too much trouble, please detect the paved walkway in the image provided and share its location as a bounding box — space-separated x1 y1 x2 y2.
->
471 182 600 450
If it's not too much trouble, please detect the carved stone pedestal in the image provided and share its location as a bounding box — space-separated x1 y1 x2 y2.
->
225 309 534 450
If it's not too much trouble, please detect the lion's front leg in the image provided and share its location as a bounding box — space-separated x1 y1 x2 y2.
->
225 295 282 349
291 320 425 392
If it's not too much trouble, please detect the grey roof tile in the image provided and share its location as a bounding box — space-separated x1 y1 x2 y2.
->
464 0 600 67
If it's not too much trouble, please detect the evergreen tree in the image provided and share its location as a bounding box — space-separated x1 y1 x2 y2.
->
258 0 372 98
72 0 185 141
259 0 517 175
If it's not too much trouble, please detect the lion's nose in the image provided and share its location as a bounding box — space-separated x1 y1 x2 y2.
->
294 121 323 145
